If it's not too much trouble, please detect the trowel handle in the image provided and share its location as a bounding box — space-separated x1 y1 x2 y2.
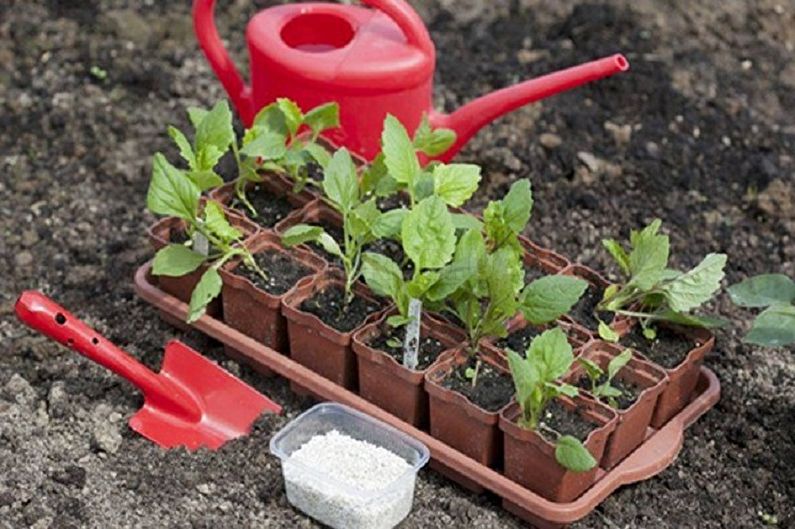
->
15 291 171 401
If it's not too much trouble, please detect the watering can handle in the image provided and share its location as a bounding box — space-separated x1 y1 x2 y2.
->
192 0 433 124
14 291 191 413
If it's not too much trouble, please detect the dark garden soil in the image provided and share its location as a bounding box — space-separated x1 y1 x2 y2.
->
541 400 599 443
621 325 695 369
234 250 312 296
569 283 609 330
575 374 642 410
442 358 515 412
299 285 381 333
368 324 449 370
523 261 545 283
1 1 793 528
496 324 543 352
229 183 295 229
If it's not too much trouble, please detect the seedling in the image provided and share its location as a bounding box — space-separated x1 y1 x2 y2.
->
728 274 795 347
598 219 728 340
146 154 266 323
576 349 633 408
506 327 597 472
281 148 397 306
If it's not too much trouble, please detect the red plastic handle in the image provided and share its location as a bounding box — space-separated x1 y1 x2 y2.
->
192 0 433 124
14 291 198 418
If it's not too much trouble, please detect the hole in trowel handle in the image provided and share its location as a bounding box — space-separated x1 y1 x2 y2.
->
281 13 355 52
55 313 66 325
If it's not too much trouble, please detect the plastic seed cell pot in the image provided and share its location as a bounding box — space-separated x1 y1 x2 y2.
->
146 213 258 318
499 396 618 503
424 347 513 470
519 234 571 274
565 341 669 470
352 310 464 429
208 177 316 230
220 231 326 357
270 402 429 529
281 270 385 391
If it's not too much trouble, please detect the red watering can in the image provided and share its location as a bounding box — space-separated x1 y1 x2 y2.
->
194 0 629 161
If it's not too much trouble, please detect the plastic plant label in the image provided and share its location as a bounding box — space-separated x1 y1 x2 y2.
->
403 298 422 370
193 232 209 257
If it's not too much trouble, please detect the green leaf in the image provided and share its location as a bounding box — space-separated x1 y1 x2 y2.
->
432 163 481 207
555 382 579 398
598 321 620 342
527 327 573 381
240 130 287 159
187 268 222 323
147 153 200 221
628 219 669 287
168 126 196 168
371 208 407 239
407 271 440 299
187 169 224 191
281 224 323 247
413 115 457 156
402 196 456 270
276 98 304 137
577 357 603 380
348 199 381 241
387 315 412 327
451 213 483 231
520 275 589 325
195 100 234 153
187 107 208 130
152 244 206 277
304 102 340 136
426 228 484 301
607 349 633 380
382 114 421 187
323 148 359 213
485 247 524 321
744 304 795 347
203 201 242 243
502 179 533 233
728 274 795 308
361 154 389 196
661 253 727 312
555 435 597 472
602 239 631 277
655 310 728 329
362 253 406 308
506 348 538 414
303 142 332 169
253 103 288 136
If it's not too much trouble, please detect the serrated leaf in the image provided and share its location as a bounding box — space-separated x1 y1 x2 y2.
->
520 275 589 325
187 267 222 323
187 169 224 192
413 115 457 156
303 142 332 169
371 208 407 238
502 179 533 233
168 126 196 168
362 253 406 311
451 213 483 231
602 238 630 277
240 130 287 159
203 201 242 243
276 98 303 137
147 153 200 221
527 327 573 381
555 435 597 472
744 304 795 347
486 247 524 318
348 199 381 241
195 100 234 153
433 163 481 207
187 107 208 130
361 153 389 195
628 219 669 284
253 103 288 136
607 349 632 380
402 196 456 270
382 114 421 187
322 148 359 213
426 228 483 301
661 253 727 312
304 102 339 136
728 274 795 308
152 244 206 277
507 348 538 414
407 271 440 299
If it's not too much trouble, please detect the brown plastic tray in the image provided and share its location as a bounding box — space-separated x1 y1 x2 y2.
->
133 261 720 527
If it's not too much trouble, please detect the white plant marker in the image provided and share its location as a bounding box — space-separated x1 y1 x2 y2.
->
403 298 422 370
192 232 209 257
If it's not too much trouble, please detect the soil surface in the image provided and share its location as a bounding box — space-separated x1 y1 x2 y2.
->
496 324 543 353
368 324 451 371
1 0 794 528
569 283 609 330
621 325 696 368
541 400 600 443
575 373 642 410
299 285 382 333
442 357 515 412
234 249 313 296
229 183 296 229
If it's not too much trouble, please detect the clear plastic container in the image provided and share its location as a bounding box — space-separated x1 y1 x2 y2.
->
270 402 430 529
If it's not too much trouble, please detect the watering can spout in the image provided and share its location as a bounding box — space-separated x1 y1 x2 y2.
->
431 53 629 161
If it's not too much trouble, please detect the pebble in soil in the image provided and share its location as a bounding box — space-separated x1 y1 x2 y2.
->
229 184 296 229
368 324 451 370
574 373 643 410
442 356 514 413
300 285 382 333
620 326 695 369
233 249 314 295
539 400 600 443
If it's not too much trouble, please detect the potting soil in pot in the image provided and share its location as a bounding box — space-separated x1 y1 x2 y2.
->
442 359 514 412
282 430 415 529
369 325 448 370
235 250 312 295
229 184 294 229
620 327 693 369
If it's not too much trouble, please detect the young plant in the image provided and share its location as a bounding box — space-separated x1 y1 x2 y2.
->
146 155 266 323
728 274 795 347
576 349 633 408
599 219 728 340
506 327 597 472
281 148 397 305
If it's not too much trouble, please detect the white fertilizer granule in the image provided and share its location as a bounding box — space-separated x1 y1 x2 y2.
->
282 430 416 529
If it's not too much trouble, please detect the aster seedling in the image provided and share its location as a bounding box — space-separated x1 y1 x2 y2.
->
576 349 633 408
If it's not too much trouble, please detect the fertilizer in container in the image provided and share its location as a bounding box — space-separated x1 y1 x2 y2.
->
270 402 430 529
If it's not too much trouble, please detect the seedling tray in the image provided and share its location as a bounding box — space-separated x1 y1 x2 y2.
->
133 261 720 528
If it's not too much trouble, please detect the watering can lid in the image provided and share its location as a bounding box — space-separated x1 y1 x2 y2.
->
247 4 434 91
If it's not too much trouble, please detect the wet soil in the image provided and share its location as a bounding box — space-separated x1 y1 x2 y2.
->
568 284 610 330
234 249 313 296
496 324 542 353
2 1 794 528
575 373 642 410
541 400 599 442
228 183 295 229
299 285 382 333
442 357 515 412
621 325 695 369
368 324 450 371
